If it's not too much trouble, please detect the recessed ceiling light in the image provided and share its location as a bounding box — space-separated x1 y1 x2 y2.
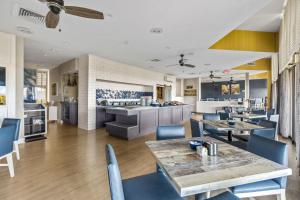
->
204 64 211 66
16 26 33 34
123 41 129 45
187 52 194 56
151 59 161 62
106 13 113 18
150 27 163 34
165 46 171 50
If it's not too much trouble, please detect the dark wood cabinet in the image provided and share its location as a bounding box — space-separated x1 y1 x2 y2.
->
62 102 78 125
96 107 115 128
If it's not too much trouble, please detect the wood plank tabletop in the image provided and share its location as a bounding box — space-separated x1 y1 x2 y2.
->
230 113 266 119
146 137 292 197
202 120 264 131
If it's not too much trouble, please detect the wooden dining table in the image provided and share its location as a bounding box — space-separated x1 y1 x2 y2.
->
202 120 264 141
146 137 292 199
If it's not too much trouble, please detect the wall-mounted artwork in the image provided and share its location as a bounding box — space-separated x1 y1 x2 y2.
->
184 89 197 96
51 83 58 96
231 84 241 95
221 84 230 95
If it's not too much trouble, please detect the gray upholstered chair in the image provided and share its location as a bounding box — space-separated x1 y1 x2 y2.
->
106 144 239 200
190 118 203 137
230 133 288 199
0 126 16 177
156 125 185 140
1 118 21 160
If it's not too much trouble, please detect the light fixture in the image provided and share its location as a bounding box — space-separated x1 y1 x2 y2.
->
151 59 161 62
150 27 163 34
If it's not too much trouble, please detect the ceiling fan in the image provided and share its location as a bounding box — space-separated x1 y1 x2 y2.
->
38 0 104 29
209 71 221 79
166 54 196 68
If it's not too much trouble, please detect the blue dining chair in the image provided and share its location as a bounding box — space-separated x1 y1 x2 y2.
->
1 118 21 160
0 126 16 177
234 128 276 142
230 133 288 199
156 125 185 140
190 118 203 137
156 125 185 172
106 144 239 200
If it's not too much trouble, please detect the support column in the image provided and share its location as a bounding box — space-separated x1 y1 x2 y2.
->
245 72 250 100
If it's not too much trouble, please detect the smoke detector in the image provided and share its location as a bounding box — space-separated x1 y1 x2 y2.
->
17 26 33 34
150 28 163 34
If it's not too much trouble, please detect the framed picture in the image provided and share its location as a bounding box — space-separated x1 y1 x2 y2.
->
231 84 240 95
221 84 230 95
186 85 193 89
51 83 58 96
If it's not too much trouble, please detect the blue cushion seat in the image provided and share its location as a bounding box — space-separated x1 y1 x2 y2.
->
156 125 185 140
123 172 183 200
1 118 21 141
208 191 240 200
230 180 280 194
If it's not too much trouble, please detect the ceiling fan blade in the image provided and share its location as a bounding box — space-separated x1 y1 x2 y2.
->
45 11 59 28
166 64 179 67
213 76 222 79
38 0 48 2
64 6 104 19
183 64 196 68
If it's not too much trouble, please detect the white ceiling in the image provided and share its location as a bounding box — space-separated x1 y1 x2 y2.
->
0 0 275 77
238 0 285 32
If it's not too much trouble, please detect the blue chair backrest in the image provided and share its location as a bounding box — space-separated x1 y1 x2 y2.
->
252 110 266 115
248 134 288 188
156 125 185 140
0 126 16 157
251 128 276 140
105 144 125 200
203 113 220 130
2 118 21 141
258 119 277 129
190 119 203 137
219 112 229 120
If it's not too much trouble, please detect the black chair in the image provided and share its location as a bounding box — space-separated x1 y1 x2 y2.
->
230 134 288 199
106 144 240 200
156 125 185 140
190 119 203 137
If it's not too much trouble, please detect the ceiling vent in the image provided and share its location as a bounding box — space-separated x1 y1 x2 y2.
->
15 7 45 25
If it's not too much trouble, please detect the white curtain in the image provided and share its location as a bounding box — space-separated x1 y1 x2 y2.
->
278 0 300 73
279 69 293 138
295 64 300 170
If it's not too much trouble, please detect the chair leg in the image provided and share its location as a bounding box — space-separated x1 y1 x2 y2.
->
206 191 210 198
6 154 15 177
14 141 20 160
277 190 286 200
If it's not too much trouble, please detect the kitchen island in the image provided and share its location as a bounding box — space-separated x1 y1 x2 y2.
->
97 105 192 140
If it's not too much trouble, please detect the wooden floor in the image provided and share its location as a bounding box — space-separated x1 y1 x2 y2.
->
0 117 299 200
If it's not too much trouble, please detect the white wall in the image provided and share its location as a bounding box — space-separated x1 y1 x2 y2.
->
78 54 178 130
96 80 152 92
0 32 24 140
